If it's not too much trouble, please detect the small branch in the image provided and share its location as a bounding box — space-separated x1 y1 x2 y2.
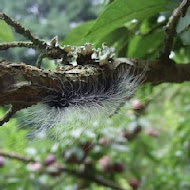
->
36 53 46 68
0 12 67 60
60 167 124 190
159 0 190 63
0 12 47 50
0 105 18 126
0 149 35 163
0 149 124 190
0 41 35 50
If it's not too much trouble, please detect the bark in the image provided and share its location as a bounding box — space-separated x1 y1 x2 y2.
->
0 59 190 110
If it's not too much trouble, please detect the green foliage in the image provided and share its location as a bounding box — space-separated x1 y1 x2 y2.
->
0 21 14 42
127 29 164 59
62 20 95 46
84 0 169 42
0 0 190 189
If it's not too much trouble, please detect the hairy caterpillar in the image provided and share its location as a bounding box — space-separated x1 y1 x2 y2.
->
18 44 145 140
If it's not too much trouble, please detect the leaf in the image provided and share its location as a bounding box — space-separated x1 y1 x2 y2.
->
127 29 164 58
177 7 190 45
95 27 128 46
61 20 95 46
177 7 190 34
0 20 14 42
84 0 169 42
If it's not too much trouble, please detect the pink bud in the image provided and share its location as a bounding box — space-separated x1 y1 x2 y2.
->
98 156 111 171
27 162 42 172
145 128 158 137
0 156 5 167
44 154 55 166
131 99 144 110
99 137 109 145
129 179 139 189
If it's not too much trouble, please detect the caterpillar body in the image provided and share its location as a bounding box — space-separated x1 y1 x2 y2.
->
18 44 145 139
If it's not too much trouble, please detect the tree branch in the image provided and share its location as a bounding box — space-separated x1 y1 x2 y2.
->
0 41 35 50
0 105 19 126
60 167 124 190
0 149 35 163
0 59 190 126
159 0 190 63
0 12 47 49
0 12 67 65
0 149 124 190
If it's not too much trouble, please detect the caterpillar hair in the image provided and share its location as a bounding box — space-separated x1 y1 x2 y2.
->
18 44 146 140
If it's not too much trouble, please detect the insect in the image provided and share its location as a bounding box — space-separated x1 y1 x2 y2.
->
0 12 145 138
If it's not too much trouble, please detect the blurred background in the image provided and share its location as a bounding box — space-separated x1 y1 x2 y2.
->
0 0 190 189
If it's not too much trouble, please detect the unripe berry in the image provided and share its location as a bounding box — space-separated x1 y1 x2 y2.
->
121 130 132 140
64 148 84 164
133 125 142 134
131 99 145 111
98 156 111 171
0 156 5 168
27 162 42 172
145 128 158 137
47 162 62 177
129 179 139 189
44 154 55 166
99 137 109 145
112 162 125 173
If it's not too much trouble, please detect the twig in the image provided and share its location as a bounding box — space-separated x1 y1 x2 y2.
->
36 53 46 68
60 167 124 190
0 149 124 190
0 41 35 50
159 0 190 63
0 105 18 126
0 149 35 163
0 12 67 62
0 12 47 50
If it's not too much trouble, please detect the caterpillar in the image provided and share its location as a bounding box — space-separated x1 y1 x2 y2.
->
18 63 145 140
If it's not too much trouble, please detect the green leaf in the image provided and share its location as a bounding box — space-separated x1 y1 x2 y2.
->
177 7 190 34
0 20 14 42
127 29 164 58
84 0 169 42
95 27 128 46
61 20 95 46
177 7 190 45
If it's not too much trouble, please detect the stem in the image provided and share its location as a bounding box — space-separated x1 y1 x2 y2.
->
159 0 190 63
0 12 47 50
0 41 35 50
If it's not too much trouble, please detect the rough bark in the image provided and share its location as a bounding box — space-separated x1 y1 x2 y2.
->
0 59 190 110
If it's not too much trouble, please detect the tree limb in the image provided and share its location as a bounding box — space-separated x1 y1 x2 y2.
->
0 41 35 50
0 12 47 49
159 0 190 63
0 59 190 126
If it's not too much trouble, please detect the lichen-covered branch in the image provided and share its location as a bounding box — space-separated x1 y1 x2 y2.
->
159 0 190 63
0 59 190 116
0 41 35 50
0 12 67 65
0 12 47 49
